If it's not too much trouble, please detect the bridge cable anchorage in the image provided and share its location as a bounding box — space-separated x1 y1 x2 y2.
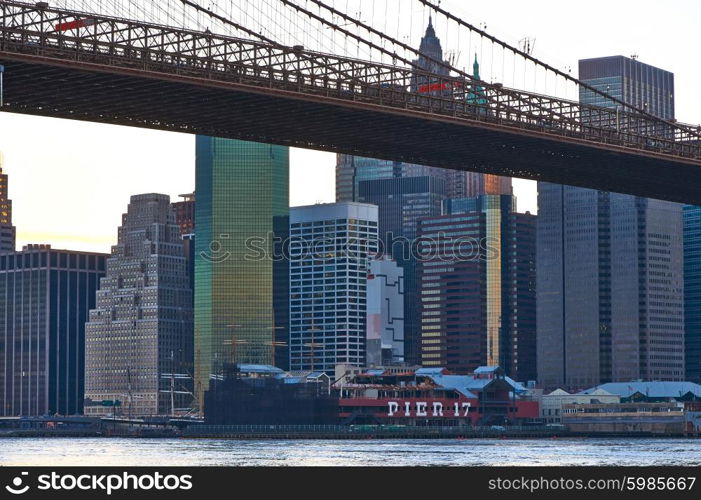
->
417 0 701 140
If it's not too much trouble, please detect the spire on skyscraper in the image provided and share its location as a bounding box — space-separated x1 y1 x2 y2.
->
417 16 444 68
426 15 435 37
468 54 487 107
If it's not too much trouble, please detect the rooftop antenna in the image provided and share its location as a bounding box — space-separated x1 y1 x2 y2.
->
630 53 639 60
445 50 461 66
518 37 536 55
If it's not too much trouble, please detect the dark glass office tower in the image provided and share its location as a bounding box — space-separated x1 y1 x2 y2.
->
537 56 684 390
358 176 446 365
336 155 402 203
0 245 106 416
0 152 16 253
194 137 289 404
537 187 684 389
418 195 536 380
684 205 701 383
579 55 675 119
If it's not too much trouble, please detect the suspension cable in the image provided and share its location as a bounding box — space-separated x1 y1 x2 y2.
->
417 0 699 136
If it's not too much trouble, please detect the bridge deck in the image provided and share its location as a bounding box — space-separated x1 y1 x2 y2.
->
1 1 700 203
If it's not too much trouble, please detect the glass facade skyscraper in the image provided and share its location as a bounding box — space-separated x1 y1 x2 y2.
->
336 155 402 203
684 205 701 383
579 55 675 119
366 256 404 366
0 245 106 416
537 56 684 390
358 176 446 365
538 189 684 389
194 137 289 403
418 195 536 380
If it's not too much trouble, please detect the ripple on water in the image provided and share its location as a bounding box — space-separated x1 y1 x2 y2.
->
0 437 700 466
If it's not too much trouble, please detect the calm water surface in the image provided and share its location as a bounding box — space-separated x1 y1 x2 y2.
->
0 438 699 466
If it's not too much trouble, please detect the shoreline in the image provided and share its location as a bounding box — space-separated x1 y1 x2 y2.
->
1 430 699 440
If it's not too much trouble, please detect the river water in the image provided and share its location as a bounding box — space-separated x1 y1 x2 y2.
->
0 438 699 466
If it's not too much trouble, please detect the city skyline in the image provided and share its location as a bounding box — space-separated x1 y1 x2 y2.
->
1 0 699 253
2 1 701 471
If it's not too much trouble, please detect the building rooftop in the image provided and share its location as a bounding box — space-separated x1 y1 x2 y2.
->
236 364 285 375
474 366 502 375
425 373 527 395
415 367 449 376
286 371 328 380
579 382 701 399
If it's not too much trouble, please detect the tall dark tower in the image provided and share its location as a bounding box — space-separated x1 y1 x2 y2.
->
0 152 16 253
537 56 684 390
414 16 448 76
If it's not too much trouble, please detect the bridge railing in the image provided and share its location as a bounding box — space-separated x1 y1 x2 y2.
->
1 0 700 161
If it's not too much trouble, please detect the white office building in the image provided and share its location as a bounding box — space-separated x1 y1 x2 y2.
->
289 203 378 373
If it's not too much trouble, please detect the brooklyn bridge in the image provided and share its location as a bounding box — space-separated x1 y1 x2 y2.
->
1 0 700 202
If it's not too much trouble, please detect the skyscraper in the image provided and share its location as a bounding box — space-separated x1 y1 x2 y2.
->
579 55 675 119
289 202 378 373
0 245 106 416
418 195 536 380
172 193 195 311
412 16 448 83
172 192 195 236
358 176 446 365
683 205 701 383
537 56 684 389
194 137 289 402
0 152 16 253
84 194 193 416
336 156 402 203
335 20 511 205
538 189 684 389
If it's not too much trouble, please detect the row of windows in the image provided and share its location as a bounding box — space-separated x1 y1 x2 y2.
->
0 252 106 271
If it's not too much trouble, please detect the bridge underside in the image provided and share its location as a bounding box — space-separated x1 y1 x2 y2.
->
1 54 700 204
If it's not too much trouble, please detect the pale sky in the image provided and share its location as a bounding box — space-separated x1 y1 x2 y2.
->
0 1 699 253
